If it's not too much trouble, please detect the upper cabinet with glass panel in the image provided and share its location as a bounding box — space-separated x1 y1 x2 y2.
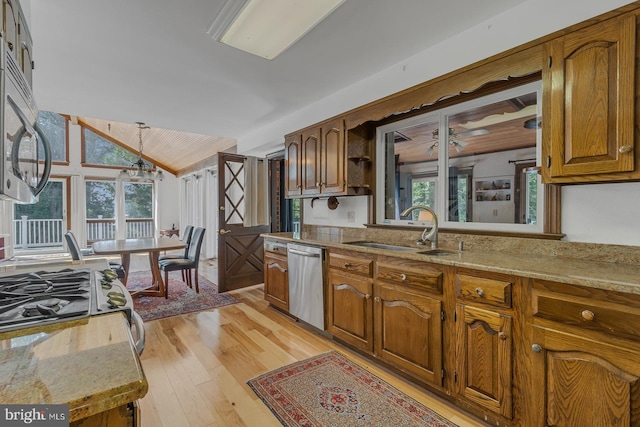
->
376 81 543 233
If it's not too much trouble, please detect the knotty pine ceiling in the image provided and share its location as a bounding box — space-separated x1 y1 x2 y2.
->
78 117 237 176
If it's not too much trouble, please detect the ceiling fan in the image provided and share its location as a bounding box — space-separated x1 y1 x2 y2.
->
426 127 489 156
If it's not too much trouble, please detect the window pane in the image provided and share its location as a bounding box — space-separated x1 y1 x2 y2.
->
291 198 301 234
526 173 538 224
37 111 66 162
86 180 116 242
83 128 152 168
411 178 436 221
446 89 537 224
124 182 153 218
383 116 439 220
13 180 64 249
86 181 115 218
124 182 153 238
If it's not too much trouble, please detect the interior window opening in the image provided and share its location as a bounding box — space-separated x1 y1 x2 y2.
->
376 80 543 233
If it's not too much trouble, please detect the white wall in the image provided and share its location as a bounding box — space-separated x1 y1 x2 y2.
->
241 0 639 246
303 196 369 228
238 0 632 155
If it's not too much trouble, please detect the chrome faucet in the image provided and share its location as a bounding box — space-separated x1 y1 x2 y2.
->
401 205 438 249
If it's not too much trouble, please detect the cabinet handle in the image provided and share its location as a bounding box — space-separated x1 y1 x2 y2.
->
344 262 352 268
581 309 595 321
365 294 371 300
619 145 633 153
532 344 542 353
400 273 407 281
498 332 508 340
475 287 484 297
296 184 301 189
374 296 380 303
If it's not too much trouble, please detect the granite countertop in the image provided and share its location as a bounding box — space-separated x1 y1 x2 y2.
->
263 232 640 296
0 312 148 422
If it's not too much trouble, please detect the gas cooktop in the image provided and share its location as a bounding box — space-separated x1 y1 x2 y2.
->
0 268 92 333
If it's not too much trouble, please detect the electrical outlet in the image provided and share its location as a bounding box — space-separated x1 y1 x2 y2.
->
347 211 355 222
493 209 498 216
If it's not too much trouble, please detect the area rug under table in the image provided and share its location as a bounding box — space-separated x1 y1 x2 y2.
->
248 351 458 427
125 271 238 321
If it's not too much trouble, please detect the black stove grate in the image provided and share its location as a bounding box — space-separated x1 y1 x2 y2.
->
0 268 92 332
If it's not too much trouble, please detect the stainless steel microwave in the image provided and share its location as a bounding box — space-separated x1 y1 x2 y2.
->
0 40 51 204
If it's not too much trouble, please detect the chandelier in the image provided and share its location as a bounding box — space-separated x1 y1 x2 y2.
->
117 122 164 182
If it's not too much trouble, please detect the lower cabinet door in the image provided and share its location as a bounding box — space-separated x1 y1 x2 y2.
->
327 270 373 352
264 254 288 311
455 304 512 419
374 284 443 386
531 326 640 427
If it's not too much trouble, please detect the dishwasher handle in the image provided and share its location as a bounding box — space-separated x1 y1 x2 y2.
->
288 248 321 258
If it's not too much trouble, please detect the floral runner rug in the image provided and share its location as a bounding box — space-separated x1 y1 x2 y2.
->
126 271 238 321
247 351 459 427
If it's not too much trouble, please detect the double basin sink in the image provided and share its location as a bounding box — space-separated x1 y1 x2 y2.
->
345 241 455 256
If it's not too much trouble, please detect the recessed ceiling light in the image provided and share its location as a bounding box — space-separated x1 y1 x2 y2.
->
207 0 346 60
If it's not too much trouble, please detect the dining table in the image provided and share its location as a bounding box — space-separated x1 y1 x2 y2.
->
92 237 187 298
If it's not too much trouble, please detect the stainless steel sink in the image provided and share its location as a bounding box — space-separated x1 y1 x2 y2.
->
417 249 457 256
345 241 416 251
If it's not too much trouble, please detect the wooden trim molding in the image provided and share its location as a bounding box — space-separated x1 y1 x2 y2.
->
345 46 543 129
49 175 72 231
544 184 562 235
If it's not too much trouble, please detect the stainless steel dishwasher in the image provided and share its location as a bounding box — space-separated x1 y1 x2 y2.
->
287 242 326 330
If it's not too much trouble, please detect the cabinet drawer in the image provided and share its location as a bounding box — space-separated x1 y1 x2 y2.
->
329 252 373 277
377 258 443 294
533 290 640 341
456 273 512 308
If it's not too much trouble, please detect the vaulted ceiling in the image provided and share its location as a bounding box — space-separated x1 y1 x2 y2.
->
30 0 528 174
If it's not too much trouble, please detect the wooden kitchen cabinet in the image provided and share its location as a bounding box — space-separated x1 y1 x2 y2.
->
454 270 515 419
328 250 445 386
300 118 346 196
320 118 346 195
530 326 640 427
284 118 374 198
327 269 374 352
375 256 444 386
374 283 443 386
263 249 289 312
301 126 322 195
327 249 375 352
542 13 637 183
455 304 512 419
529 279 640 426
71 402 139 427
284 133 302 198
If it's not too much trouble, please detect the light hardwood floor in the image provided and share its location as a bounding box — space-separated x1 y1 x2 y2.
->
137 260 487 427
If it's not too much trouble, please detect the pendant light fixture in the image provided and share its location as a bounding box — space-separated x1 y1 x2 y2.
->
117 122 164 182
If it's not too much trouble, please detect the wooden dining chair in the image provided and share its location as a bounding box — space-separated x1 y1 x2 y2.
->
158 227 206 298
65 231 126 279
